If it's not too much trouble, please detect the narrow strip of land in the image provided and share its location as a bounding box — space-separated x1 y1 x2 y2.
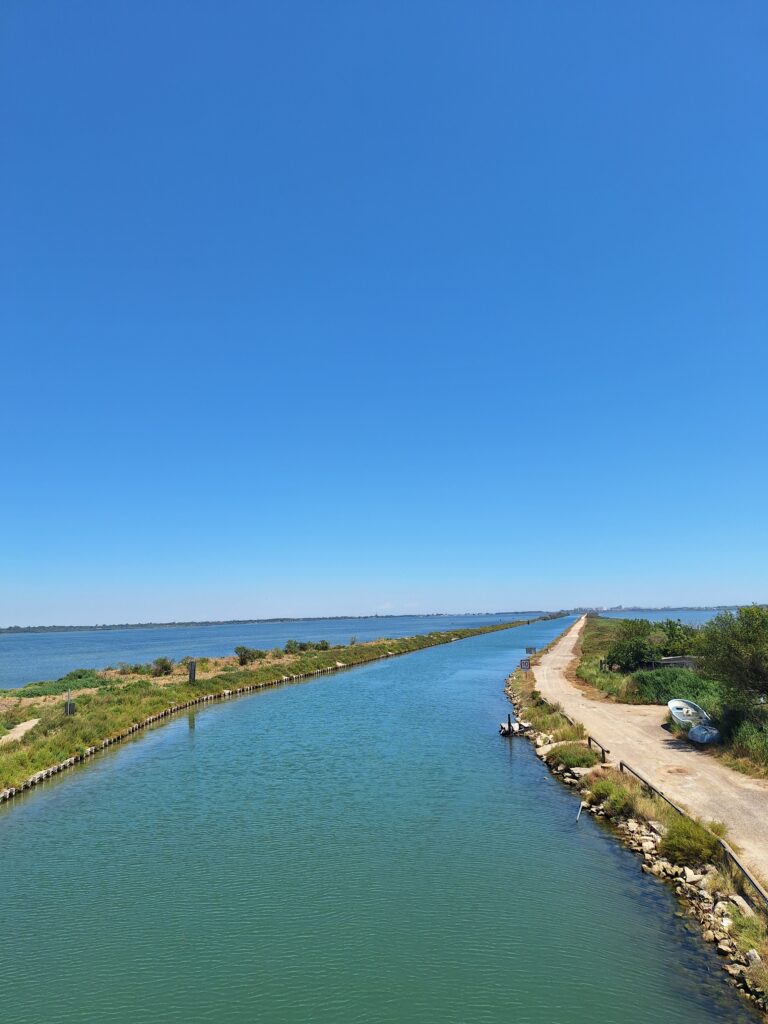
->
534 617 768 881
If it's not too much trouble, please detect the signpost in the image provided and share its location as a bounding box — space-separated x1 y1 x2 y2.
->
525 646 537 655
520 658 531 672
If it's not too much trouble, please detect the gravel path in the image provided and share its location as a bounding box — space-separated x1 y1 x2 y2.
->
533 617 768 882
0 718 40 747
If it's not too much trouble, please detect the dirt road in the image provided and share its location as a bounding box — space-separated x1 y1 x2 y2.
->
533 617 768 881
0 718 39 747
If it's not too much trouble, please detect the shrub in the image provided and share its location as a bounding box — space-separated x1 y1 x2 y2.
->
631 668 722 712
284 640 300 654
659 815 722 866
117 662 151 675
151 657 174 677
730 720 768 766
544 743 600 769
234 646 267 666
606 638 661 673
15 669 108 697
697 606 768 706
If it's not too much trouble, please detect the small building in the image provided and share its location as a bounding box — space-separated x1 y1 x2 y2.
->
659 656 698 670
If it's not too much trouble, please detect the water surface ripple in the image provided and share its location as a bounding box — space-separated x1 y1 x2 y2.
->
1 618 756 1023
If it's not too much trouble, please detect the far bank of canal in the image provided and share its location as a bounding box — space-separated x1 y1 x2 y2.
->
0 617 758 1023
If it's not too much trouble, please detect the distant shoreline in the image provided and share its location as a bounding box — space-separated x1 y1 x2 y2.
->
0 606 742 635
0 611 549 636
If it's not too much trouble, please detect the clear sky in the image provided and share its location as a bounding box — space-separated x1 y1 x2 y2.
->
2 2 766 625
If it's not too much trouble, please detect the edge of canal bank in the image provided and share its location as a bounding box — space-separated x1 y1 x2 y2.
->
0 615 565 809
504 621 768 1018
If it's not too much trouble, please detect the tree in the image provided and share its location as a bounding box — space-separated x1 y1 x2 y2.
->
284 639 300 654
606 637 659 673
617 618 653 641
657 618 698 657
697 606 768 705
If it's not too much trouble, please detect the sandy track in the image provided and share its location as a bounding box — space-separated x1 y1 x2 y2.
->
0 718 40 747
533 617 768 881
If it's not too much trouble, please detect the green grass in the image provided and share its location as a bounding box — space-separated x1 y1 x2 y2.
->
10 668 112 698
577 618 724 710
630 668 723 711
729 718 768 766
0 619 540 791
659 814 723 866
544 742 600 769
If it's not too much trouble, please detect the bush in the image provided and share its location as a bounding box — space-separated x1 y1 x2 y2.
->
117 662 151 675
659 815 722 866
730 720 768 766
697 606 768 706
15 669 108 697
284 640 300 654
151 657 174 677
631 668 722 712
234 646 267 666
606 638 661 673
544 743 600 769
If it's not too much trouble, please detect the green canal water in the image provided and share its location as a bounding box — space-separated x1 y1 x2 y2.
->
1 618 757 1023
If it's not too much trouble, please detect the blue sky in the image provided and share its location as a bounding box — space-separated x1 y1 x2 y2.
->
2 1 766 625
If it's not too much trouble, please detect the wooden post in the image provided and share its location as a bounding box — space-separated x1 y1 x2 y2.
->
508 713 512 732
188 660 196 683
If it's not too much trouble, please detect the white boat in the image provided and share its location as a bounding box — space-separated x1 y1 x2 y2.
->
667 699 721 745
667 698 712 728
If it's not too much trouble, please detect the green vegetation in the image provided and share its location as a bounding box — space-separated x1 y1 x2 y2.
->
283 639 330 655
516 689 586 743
544 742 599 769
13 668 111 698
659 814 722 865
631 668 722 712
0 618 539 791
234 646 267 666
697 606 768 707
577 612 768 772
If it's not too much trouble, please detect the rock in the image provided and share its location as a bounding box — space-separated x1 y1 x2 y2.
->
721 916 733 931
714 901 730 916
729 894 755 918
683 867 703 884
648 820 668 836
703 930 716 942
626 819 639 833
641 839 656 853
717 941 734 955
747 949 763 967
724 964 746 977
570 766 593 779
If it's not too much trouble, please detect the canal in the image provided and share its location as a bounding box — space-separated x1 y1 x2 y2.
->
0 617 756 1022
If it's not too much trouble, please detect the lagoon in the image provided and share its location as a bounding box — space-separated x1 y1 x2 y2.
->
0 617 755 1023
0 612 541 690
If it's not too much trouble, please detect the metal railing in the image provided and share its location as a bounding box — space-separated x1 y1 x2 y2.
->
519 679 768 910
617 760 768 910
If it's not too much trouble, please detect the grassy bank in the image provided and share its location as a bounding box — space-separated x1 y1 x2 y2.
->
0 619 538 793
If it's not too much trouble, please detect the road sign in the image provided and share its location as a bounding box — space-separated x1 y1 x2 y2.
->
520 658 531 671
525 646 537 655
